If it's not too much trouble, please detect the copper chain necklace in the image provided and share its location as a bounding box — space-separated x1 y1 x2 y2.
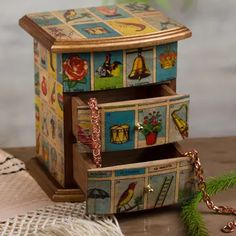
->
88 98 235 233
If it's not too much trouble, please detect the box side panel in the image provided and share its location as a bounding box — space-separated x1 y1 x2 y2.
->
34 39 65 186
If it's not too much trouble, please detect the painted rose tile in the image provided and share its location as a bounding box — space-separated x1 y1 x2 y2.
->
62 53 91 92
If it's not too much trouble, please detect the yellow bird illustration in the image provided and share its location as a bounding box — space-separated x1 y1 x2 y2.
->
117 182 137 212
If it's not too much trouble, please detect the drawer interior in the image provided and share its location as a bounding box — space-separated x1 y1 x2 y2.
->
75 83 176 106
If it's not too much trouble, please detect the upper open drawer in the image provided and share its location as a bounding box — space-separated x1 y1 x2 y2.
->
72 84 189 152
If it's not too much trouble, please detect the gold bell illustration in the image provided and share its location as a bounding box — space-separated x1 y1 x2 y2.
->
128 49 151 80
171 104 188 139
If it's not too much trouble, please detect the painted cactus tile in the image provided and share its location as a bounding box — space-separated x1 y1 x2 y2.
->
156 42 177 82
72 22 120 39
107 18 156 36
34 66 40 96
138 106 166 147
29 12 63 26
147 172 176 209
121 3 157 15
169 102 189 142
43 25 82 41
48 112 57 144
105 110 135 151
126 48 153 87
115 178 144 213
179 168 196 202
62 53 91 92
54 9 97 24
89 5 131 20
94 50 123 90
87 180 111 214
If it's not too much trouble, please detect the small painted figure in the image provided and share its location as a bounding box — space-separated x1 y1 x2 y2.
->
96 53 122 78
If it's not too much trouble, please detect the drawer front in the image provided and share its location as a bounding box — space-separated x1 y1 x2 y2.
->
86 157 196 214
73 94 189 152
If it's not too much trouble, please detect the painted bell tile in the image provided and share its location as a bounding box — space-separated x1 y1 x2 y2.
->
28 12 63 26
89 5 131 20
147 173 176 209
62 53 91 92
169 101 189 143
156 42 177 82
73 22 120 39
43 25 82 41
87 180 111 214
126 48 153 87
115 178 144 213
138 106 166 147
107 18 156 36
54 9 97 24
94 50 123 90
105 110 135 151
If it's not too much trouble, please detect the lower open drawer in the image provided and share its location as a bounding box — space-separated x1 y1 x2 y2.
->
73 143 196 215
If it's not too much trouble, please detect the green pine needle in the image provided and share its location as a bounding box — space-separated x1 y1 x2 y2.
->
181 171 236 236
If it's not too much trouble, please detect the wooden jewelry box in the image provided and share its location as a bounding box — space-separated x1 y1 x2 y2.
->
19 3 196 214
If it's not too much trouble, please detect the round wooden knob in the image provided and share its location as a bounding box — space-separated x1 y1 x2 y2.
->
144 184 154 193
136 122 144 131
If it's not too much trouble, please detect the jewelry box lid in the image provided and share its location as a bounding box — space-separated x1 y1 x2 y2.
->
19 3 192 53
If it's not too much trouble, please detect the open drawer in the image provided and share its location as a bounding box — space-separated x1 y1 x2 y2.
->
73 143 197 215
72 84 189 152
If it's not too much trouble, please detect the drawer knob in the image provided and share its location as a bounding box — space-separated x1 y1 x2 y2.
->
144 184 154 193
136 123 144 131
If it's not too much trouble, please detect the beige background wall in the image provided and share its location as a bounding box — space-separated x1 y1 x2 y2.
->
0 0 236 147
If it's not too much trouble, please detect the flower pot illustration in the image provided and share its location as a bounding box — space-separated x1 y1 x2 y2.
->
145 132 158 145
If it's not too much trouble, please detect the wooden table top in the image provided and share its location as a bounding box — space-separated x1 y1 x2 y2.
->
4 137 236 236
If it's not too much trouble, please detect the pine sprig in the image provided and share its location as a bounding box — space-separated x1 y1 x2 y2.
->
181 171 236 236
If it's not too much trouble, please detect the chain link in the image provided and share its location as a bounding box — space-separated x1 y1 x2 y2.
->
184 150 236 233
88 98 102 168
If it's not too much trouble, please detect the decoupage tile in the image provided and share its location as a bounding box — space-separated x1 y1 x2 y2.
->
34 65 40 96
35 96 41 129
54 8 97 24
147 172 176 209
56 82 63 118
72 22 121 39
48 111 57 145
126 48 153 87
35 129 41 156
179 168 196 202
56 117 64 152
107 18 156 36
94 50 123 90
34 40 40 65
87 180 111 214
142 14 180 31
39 44 48 70
62 53 91 92
56 54 63 84
56 151 65 186
49 144 58 180
28 12 63 26
105 110 135 151
41 137 50 167
47 52 57 80
48 78 57 110
39 68 49 102
89 5 131 20
169 101 189 142
156 42 177 82
41 106 50 139
120 3 157 16
137 106 166 147
115 178 144 213
43 24 82 41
